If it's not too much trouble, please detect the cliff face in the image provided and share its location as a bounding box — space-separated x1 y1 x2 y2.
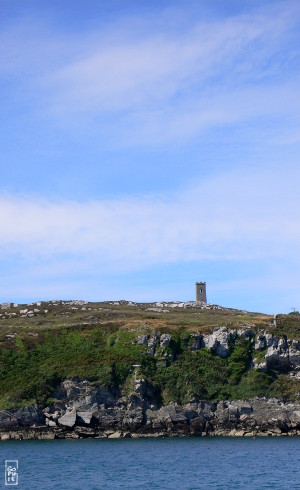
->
137 326 300 374
1 378 300 440
0 302 299 439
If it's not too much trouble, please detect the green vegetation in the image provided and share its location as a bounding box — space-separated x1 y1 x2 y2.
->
253 347 268 363
0 325 146 408
153 350 229 404
0 300 299 409
0 299 271 335
274 313 300 340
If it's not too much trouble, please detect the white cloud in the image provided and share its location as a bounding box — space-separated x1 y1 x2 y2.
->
0 165 299 273
44 5 296 114
2 2 300 146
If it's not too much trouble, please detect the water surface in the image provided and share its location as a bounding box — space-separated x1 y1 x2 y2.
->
0 437 299 489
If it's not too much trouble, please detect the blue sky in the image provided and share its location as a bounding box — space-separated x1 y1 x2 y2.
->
1 0 300 313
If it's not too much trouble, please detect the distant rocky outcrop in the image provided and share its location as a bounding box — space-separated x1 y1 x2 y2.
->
1 323 300 440
136 326 300 377
1 378 300 440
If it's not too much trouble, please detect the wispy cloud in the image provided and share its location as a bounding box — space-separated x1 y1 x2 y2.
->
45 4 297 112
2 2 300 147
1 1 300 310
0 165 299 271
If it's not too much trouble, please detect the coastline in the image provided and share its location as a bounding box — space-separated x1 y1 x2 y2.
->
2 427 300 441
1 381 300 440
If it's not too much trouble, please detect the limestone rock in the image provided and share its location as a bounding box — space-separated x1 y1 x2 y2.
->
228 404 239 417
189 334 202 351
53 378 116 410
136 334 149 345
108 431 122 438
289 348 300 370
265 334 274 347
147 334 160 356
77 411 94 425
236 327 254 338
1 391 300 439
160 334 172 348
265 344 290 371
0 408 45 428
1 433 10 440
123 408 143 430
58 410 77 428
202 327 230 357
255 333 267 350
253 358 267 372
190 415 206 433
291 411 300 426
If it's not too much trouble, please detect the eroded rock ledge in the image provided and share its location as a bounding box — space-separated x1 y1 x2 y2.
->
1 379 300 440
136 326 300 374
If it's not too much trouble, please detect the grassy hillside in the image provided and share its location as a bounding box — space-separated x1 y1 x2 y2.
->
0 300 299 409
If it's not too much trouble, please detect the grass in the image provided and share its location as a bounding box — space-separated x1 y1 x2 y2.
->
0 300 298 409
274 313 300 340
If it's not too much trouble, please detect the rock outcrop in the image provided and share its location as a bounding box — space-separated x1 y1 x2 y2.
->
135 327 300 378
1 324 300 441
0 407 45 428
1 379 300 440
202 327 233 358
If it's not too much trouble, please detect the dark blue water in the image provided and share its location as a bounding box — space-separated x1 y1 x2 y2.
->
0 437 299 489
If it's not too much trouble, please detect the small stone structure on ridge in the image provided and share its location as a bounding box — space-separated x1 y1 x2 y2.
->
196 281 207 303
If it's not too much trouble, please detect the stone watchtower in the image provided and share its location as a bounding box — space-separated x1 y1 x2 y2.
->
195 281 207 303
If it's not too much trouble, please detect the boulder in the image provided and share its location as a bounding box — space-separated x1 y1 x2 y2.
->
291 340 300 350
255 334 267 351
289 348 300 369
77 411 94 425
203 327 230 357
228 405 239 417
157 404 187 424
189 334 202 351
265 334 274 347
160 334 172 348
0 433 10 440
145 409 156 425
122 408 144 430
97 408 123 430
0 411 16 427
58 410 77 428
0 408 45 428
108 431 122 438
291 411 300 427
239 403 253 415
236 327 254 338
53 379 115 409
147 334 160 356
265 345 290 371
136 335 149 345
190 415 206 433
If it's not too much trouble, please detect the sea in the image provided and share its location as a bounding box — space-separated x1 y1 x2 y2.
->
0 437 299 489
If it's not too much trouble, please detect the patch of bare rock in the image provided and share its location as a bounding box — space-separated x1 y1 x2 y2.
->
1 378 300 440
137 326 300 372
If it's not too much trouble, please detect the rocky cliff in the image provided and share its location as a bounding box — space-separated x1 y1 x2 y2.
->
1 377 300 440
1 324 300 440
0 302 299 440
